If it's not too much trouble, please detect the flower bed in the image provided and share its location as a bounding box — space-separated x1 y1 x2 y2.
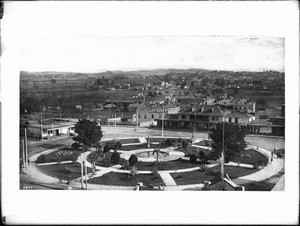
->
134 159 201 171
37 149 82 163
235 149 268 166
37 162 93 180
119 144 148 151
88 172 164 187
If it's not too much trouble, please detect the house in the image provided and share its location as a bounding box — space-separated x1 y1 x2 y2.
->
135 106 180 126
105 97 143 111
227 112 255 125
26 118 78 140
216 98 256 113
156 105 228 130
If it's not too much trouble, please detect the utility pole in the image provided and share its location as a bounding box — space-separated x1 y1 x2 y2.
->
162 107 164 137
22 139 25 169
136 108 139 132
81 154 84 189
84 160 88 189
52 123 54 140
40 111 43 141
24 128 28 173
221 117 225 191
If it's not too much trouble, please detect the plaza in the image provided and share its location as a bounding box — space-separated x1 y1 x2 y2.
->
20 126 285 191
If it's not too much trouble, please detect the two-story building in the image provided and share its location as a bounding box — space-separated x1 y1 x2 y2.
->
134 106 180 126
216 98 256 113
156 105 228 130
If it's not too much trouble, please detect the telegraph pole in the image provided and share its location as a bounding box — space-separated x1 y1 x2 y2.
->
40 111 43 141
81 154 84 189
52 122 54 140
162 107 164 137
24 128 28 173
84 160 88 189
221 118 225 190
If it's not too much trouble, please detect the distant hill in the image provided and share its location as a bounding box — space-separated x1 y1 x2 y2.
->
20 68 209 79
112 68 208 76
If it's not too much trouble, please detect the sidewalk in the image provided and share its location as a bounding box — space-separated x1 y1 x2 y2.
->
232 157 284 185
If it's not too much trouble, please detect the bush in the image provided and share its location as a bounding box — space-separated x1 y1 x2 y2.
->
152 168 159 175
115 141 122 150
120 159 129 170
129 154 138 166
71 142 81 150
199 151 206 161
103 143 112 153
190 154 197 163
164 138 173 147
224 155 230 163
181 140 188 148
110 151 121 164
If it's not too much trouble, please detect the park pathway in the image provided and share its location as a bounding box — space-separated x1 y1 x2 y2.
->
159 172 177 186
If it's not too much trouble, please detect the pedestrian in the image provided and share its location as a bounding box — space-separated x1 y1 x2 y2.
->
270 156 273 164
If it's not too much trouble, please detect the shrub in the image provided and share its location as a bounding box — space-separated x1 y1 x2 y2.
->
121 159 129 170
190 154 197 163
129 166 138 179
152 168 159 175
103 143 112 153
71 142 81 150
115 141 122 150
181 140 188 148
103 157 110 167
110 151 121 164
164 138 173 147
129 154 138 166
224 155 230 163
199 165 209 172
199 151 206 161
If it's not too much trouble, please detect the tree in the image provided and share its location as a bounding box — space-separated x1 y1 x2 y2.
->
110 150 121 164
190 154 197 163
129 154 138 166
209 123 247 162
87 149 103 174
73 119 103 149
103 143 112 153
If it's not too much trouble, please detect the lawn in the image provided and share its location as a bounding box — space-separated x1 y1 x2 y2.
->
88 172 164 187
209 165 260 179
171 164 260 186
119 143 148 151
243 181 276 191
118 138 141 144
37 162 93 180
176 146 211 158
235 149 268 166
171 170 220 185
39 149 83 163
134 159 201 171
193 140 212 147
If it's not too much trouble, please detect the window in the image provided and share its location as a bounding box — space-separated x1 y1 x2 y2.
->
159 114 161 118
138 115 141 119
144 114 147 119
152 114 154 119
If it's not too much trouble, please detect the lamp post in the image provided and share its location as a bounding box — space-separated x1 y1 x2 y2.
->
136 108 140 132
221 116 225 190
162 107 164 138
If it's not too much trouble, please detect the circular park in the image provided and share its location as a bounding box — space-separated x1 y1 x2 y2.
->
33 136 273 190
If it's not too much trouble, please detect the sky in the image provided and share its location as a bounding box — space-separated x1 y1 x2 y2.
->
20 36 285 73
